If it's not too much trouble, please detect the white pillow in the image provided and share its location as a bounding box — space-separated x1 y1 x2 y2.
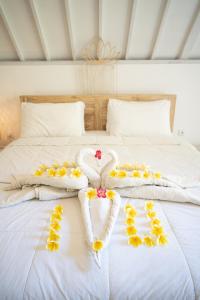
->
107 99 171 136
21 102 85 137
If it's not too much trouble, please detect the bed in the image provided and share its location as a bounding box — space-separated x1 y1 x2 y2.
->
0 94 200 300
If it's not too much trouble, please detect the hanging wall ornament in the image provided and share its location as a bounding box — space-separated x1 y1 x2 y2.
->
79 38 121 94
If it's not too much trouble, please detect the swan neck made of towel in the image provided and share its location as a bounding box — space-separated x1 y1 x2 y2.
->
101 150 119 188
76 148 101 188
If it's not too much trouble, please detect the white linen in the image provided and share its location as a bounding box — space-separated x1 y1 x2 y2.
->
107 99 171 136
0 133 200 299
21 102 85 137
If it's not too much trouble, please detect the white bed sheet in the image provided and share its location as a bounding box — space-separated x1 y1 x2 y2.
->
0 132 200 300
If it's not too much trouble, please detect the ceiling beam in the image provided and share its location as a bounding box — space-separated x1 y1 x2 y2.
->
99 0 103 39
0 2 24 61
179 4 200 59
29 0 50 60
64 0 75 60
125 0 138 59
151 0 171 59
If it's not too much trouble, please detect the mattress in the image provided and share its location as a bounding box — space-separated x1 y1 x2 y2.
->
0 132 200 300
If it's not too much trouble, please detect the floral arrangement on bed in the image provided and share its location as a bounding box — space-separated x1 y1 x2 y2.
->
125 201 168 247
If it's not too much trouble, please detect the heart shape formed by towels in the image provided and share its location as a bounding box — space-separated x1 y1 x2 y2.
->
78 188 121 267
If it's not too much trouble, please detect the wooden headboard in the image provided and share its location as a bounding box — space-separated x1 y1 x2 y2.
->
20 94 176 131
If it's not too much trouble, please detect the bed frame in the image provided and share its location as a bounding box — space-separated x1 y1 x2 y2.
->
20 94 176 131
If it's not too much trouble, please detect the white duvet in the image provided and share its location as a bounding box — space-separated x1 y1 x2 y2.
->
0 133 200 300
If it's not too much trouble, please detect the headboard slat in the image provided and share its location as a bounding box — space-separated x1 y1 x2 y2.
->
20 94 176 131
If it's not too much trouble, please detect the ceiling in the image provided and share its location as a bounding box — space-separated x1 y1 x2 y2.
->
0 0 200 62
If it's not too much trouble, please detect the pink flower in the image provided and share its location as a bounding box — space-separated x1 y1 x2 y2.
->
97 188 106 198
95 150 102 160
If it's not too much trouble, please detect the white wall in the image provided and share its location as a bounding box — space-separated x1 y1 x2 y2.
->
0 63 200 144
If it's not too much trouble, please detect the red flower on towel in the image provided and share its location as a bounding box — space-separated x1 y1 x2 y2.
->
95 150 102 160
97 188 106 198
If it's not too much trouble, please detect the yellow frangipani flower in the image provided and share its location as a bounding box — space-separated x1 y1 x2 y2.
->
71 161 77 167
48 231 61 242
157 234 168 246
125 217 135 226
109 169 118 177
50 212 62 222
143 171 151 179
34 169 43 176
92 240 104 252
46 241 60 252
39 164 48 171
128 235 142 247
117 170 127 178
126 226 137 236
106 190 116 200
63 161 69 168
56 167 67 177
145 201 154 211
124 203 133 212
50 221 61 231
54 205 64 214
132 170 141 178
52 163 60 169
147 210 156 219
70 168 82 178
151 218 161 227
143 236 156 247
151 225 164 237
47 168 56 177
154 172 161 179
86 188 97 200
127 207 137 218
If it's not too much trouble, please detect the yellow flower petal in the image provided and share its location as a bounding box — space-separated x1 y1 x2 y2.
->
106 190 116 200
92 240 104 251
145 201 154 211
127 207 137 218
157 234 168 246
143 171 151 179
125 217 135 226
117 170 127 178
50 212 62 222
63 161 69 168
56 167 67 177
109 169 118 177
132 170 141 178
48 232 61 242
128 235 142 247
147 211 156 219
143 236 156 247
86 188 97 200
39 164 48 171
126 226 137 236
70 168 82 178
151 218 161 227
47 168 56 177
46 241 60 252
124 203 133 212
151 225 164 237
54 205 64 214
154 172 161 179
34 169 44 176
52 163 60 169
50 221 61 231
